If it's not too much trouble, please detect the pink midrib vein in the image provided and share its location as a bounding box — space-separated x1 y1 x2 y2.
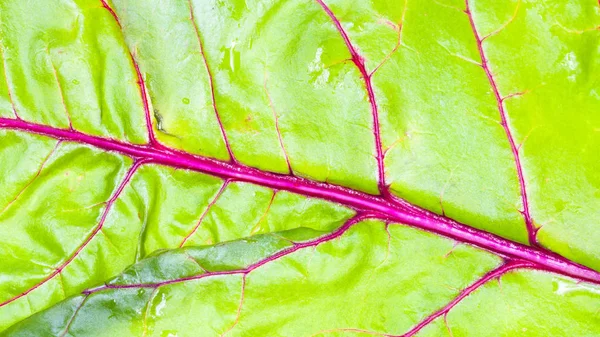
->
0 159 144 307
1 117 599 285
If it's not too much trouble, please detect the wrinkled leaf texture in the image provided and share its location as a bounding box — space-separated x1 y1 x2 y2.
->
1 0 600 336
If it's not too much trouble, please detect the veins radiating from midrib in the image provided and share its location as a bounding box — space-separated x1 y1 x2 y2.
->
0 159 144 308
81 216 529 336
2 116 600 286
315 0 420 215
464 0 537 247
2 0 600 319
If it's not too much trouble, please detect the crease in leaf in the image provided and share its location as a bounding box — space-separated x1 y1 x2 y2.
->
8 218 600 336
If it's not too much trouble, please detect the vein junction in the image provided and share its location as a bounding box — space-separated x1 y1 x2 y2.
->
1 116 599 287
0 0 599 333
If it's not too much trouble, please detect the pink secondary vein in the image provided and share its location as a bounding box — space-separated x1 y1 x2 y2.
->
398 260 533 337
86 213 373 292
100 0 159 147
315 0 388 195
0 159 145 308
465 0 538 246
82 218 533 336
187 0 236 162
1 117 599 286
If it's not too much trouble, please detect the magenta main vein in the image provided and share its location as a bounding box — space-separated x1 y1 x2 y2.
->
465 0 537 246
100 0 159 146
315 0 387 196
0 159 144 308
1 117 599 285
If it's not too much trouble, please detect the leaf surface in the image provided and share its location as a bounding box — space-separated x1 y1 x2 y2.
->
1 0 600 335
4 220 600 336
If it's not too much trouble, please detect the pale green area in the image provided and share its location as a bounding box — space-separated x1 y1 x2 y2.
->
326 0 528 244
416 270 600 336
8 225 600 336
0 134 132 330
0 40 13 118
182 184 354 247
321 0 600 266
1 0 599 263
108 0 231 160
473 0 600 270
110 0 380 193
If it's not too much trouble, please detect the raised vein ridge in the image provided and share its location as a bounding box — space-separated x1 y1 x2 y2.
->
398 260 532 337
465 0 537 246
0 159 144 308
315 0 388 196
86 213 372 292
1 116 599 285
101 0 159 146
186 0 236 162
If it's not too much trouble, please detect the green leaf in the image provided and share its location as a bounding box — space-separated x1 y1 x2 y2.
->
1 0 600 335
4 220 600 336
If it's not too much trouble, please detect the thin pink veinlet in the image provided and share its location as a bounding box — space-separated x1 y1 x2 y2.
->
0 159 145 307
465 0 537 246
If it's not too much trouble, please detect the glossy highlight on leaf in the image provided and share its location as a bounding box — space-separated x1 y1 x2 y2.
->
0 0 599 335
